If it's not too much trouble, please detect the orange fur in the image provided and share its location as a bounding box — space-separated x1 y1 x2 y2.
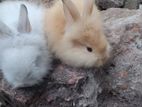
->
44 0 111 67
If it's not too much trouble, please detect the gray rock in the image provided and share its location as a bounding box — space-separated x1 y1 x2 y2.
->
101 8 142 107
95 0 125 10
95 0 140 10
124 0 140 9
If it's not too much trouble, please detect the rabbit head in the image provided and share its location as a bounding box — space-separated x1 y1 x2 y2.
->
57 0 111 67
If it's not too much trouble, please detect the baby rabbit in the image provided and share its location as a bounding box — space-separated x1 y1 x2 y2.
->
44 0 111 68
0 3 51 88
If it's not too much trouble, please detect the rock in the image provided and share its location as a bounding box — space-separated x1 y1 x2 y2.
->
0 90 25 107
101 8 142 107
0 74 44 104
124 0 140 9
0 63 106 107
95 0 125 10
1 4 142 107
95 0 140 10
28 64 105 107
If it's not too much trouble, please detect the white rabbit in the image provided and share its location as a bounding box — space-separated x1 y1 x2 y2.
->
0 3 51 88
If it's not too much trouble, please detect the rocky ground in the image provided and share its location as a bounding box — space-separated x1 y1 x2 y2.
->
96 0 140 10
0 0 142 107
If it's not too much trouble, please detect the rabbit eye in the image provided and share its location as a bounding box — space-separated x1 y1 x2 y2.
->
87 47 93 52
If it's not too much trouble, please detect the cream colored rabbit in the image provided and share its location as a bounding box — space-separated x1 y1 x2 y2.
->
44 0 111 67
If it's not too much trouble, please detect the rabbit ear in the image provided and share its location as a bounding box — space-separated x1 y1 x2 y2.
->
0 21 13 36
17 4 31 33
62 0 80 24
83 0 94 17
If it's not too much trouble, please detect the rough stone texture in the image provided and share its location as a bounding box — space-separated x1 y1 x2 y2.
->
124 0 140 9
0 90 25 107
95 0 125 10
0 3 142 107
0 63 106 107
95 0 140 10
101 8 142 107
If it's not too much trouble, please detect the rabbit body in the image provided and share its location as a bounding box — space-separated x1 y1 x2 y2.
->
0 1 51 88
44 0 111 67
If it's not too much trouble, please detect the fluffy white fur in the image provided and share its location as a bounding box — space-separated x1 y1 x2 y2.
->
0 33 51 88
0 1 51 88
0 1 44 34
